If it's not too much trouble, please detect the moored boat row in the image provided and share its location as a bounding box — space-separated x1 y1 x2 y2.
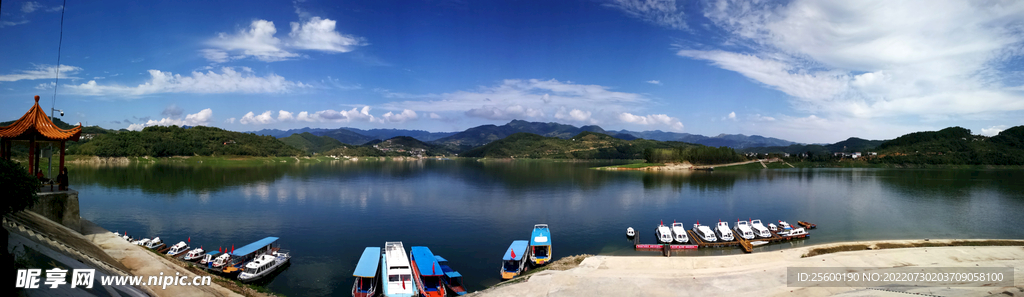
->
117 233 290 283
365 241 468 297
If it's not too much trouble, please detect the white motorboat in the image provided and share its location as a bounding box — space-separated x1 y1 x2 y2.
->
656 223 673 243
715 221 734 241
750 219 771 238
692 222 717 242
382 241 416 297
144 237 164 249
626 227 635 237
167 241 189 256
768 223 778 232
788 228 808 236
780 227 808 236
133 238 150 246
733 220 755 240
238 250 290 282
778 221 793 231
211 253 231 268
671 222 689 243
751 241 769 246
183 247 205 261
122 234 131 241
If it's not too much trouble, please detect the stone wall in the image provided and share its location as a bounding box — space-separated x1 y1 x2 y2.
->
29 189 81 233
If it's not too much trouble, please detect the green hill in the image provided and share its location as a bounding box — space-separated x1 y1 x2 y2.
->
459 131 695 159
68 125 302 157
280 132 344 154
871 126 1024 165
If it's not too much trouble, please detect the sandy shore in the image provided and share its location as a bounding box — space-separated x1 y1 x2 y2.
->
470 239 1024 297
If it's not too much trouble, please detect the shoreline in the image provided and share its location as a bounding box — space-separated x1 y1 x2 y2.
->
471 238 1024 297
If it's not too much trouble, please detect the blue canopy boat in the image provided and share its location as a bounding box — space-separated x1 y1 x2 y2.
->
410 246 446 297
433 255 466 295
353 247 381 297
500 240 529 279
529 224 551 265
223 237 280 275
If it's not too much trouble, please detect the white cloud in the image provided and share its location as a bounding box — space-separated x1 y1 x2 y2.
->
429 113 443 119
618 112 684 131
646 80 662 85
202 14 365 63
238 106 417 125
288 17 365 52
686 0 1024 123
0 64 81 82
465 105 545 120
981 125 1008 136
22 2 41 13
225 117 236 124
205 20 299 62
0 20 30 27
277 110 295 121
605 0 687 30
727 111 736 120
381 109 418 123
383 79 646 113
239 111 276 125
127 108 214 131
555 108 595 124
61 67 309 97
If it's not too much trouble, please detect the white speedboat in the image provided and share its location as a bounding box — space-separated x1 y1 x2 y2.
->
750 219 772 238
778 221 793 231
671 222 689 243
211 253 231 268
626 227 635 237
751 241 769 246
122 234 131 241
145 237 164 249
733 220 755 240
183 247 205 261
238 250 290 282
692 222 717 242
382 241 416 297
167 241 189 256
715 222 734 241
780 227 808 236
133 238 150 246
656 223 673 243
768 223 778 232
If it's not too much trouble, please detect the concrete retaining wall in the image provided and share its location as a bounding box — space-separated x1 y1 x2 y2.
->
30 189 81 233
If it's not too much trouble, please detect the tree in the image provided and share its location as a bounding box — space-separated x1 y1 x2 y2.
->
1 160 40 286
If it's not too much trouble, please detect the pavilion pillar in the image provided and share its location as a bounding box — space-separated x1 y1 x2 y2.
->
59 141 65 174
35 142 42 175
29 139 36 174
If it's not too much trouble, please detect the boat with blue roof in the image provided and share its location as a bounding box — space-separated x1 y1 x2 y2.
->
500 240 529 279
433 255 466 296
222 237 282 276
410 246 446 297
382 241 416 297
529 224 551 265
352 247 380 297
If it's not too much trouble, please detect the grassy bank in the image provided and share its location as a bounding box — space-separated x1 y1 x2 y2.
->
591 162 664 169
37 155 425 167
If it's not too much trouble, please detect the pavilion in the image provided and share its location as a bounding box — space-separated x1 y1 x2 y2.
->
0 95 82 177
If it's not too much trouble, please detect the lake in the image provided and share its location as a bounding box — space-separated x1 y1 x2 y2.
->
69 159 1024 296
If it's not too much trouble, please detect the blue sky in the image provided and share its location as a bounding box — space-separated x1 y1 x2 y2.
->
2 0 1023 143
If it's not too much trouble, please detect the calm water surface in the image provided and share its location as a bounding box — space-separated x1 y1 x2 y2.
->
70 159 1024 296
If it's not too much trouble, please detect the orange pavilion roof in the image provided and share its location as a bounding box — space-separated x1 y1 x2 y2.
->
0 95 81 141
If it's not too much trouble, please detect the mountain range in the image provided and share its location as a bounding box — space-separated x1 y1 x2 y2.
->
250 119 797 151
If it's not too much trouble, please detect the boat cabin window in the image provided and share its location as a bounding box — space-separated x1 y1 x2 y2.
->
389 274 399 282
534 246 549 257
401 274 411 282
503 260 520 272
